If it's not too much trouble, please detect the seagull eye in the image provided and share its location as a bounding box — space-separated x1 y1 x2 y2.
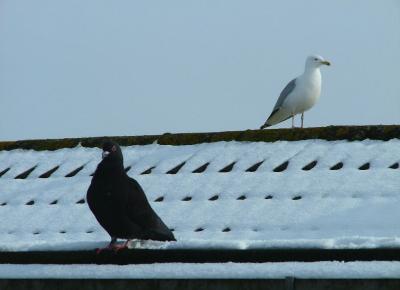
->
314 58 318 61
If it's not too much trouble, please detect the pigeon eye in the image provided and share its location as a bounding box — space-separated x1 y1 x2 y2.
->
102 151 110 159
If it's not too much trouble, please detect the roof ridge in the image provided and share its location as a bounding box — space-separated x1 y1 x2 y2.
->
1 125 399 151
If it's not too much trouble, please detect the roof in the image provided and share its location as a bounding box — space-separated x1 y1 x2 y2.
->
1 125 400 150
1 125 400 286
0 125 399 252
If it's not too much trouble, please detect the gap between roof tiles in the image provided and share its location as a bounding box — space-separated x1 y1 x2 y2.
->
39 165 60 178
209 194 219 201
302 160 317 171
273 161 289 172
358 163 370 170
192 162 210 173
219 162 236 173
15 165 37 179
4 144 400 181
0 167 10 177
166 161 186 174
9 157 389 180
154 196 164 202
330 162 343 170
141 166 155 175
76 198 85 204
246 160 264 172
65 165 85 177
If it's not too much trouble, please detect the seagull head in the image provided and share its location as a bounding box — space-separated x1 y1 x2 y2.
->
101 140 123 164
306 55 331 69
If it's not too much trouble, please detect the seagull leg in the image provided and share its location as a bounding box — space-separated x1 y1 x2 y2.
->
291 115 295 128
301 113 304 128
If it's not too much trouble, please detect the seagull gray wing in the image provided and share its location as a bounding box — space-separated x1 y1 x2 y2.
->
272 78 297 112
259 78 297 129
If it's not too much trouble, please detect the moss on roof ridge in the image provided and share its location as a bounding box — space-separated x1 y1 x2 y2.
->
0 125 399 151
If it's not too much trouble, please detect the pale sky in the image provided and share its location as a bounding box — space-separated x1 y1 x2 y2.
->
1 0 399 141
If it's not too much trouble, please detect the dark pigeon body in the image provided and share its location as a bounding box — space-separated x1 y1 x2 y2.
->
87 141 176 243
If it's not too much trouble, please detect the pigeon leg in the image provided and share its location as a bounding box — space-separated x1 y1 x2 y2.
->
96 237 117 254
301 112 304 128
113 239 131 252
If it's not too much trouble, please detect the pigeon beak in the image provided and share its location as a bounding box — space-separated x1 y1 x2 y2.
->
102 151 110 159
321 60 331 66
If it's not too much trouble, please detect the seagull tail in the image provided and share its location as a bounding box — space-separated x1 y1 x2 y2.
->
260 108 280 129
259 123 271 130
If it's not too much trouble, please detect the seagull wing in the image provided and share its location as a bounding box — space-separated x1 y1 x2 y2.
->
260 78 297 128
272 78 297 113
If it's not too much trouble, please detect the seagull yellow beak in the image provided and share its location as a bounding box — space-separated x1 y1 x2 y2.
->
321 60 331 66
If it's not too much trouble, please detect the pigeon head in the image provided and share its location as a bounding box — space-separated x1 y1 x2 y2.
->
101 141 123 164
306 55 331 69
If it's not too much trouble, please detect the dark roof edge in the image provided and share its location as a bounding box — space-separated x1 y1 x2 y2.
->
2 248 400 264
1 125 399 151
2 279 400 290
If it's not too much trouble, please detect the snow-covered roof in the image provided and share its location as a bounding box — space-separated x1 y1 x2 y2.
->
2 262 400 279
0 126 399 251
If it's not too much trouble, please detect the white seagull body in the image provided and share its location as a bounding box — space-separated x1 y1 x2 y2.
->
260 55 330 129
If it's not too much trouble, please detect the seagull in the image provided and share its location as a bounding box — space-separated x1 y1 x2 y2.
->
260 55 330 129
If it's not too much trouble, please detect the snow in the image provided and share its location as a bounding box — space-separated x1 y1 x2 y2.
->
0 139 399 251
0 262 400 279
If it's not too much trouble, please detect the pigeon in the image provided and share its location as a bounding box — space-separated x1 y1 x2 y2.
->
260 55 330 129
87 140 176 251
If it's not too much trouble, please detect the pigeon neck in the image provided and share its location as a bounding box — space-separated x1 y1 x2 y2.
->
97 159 125 178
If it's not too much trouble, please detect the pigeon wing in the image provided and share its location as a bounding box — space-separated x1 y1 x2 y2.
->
124 177 175 241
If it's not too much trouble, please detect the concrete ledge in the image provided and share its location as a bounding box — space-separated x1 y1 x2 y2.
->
0 125 399 151
0 279 399 290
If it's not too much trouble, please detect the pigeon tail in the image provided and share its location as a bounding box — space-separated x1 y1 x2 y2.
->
144 230 176 242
